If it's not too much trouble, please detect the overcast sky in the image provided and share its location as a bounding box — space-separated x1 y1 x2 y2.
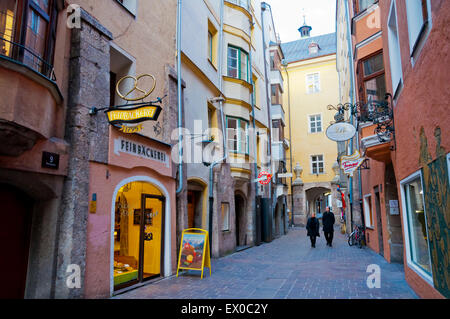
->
265 0 337 43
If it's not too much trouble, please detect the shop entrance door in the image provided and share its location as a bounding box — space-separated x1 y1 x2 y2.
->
140 194 165 281
114 182 165 291
0 185 32 299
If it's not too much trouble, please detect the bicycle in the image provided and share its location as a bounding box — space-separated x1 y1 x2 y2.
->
348 224 365 248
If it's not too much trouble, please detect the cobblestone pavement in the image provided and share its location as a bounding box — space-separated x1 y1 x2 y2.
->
114 227 418 299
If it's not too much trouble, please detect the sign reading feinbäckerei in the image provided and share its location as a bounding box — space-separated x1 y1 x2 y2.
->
114 138 169 167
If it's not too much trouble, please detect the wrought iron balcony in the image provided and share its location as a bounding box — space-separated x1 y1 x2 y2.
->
0 36 55 81
327 94 396 149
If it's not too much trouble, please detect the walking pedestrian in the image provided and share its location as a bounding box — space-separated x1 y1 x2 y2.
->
306 212 320 248
323 207 335 247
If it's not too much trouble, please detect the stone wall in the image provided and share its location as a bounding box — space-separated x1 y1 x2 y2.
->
54 9 112 298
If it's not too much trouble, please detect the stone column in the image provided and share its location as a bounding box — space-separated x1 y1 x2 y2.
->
292 163 306 226
54 9 112 299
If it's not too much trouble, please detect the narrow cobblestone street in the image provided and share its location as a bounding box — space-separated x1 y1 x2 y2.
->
114 228 417 299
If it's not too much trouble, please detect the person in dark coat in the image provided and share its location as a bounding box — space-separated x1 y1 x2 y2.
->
306 212 320 248
322 206 335 247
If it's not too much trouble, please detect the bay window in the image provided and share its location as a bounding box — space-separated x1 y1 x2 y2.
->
227 45 249 82
0 0 58 80
357 52 386 103
227 117 249 155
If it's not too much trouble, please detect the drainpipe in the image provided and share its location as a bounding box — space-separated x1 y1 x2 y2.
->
176 0 183 194
248 18 261 246
208 0 226 254
283 62 294 228
261 2 274 224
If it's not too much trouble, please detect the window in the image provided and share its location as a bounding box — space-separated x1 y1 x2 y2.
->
309 114 322 133
358 52 386 102
227 0 249 10
401 172 433 281
308 43 319 55
221 203 230 231
311 155 324 174
270 52 276 70
364 195 374 228
354 0 377 13
227 117 249 154
115 0 137 15
252 74 259 107
387 1 403 96
306 73 320 94
0 0 17 56
207 20 218 66
405 0 430 55
227 46 249 82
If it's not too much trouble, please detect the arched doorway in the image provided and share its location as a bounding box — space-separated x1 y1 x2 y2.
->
113 181 165 291
0 184 33 299
234 193 247 249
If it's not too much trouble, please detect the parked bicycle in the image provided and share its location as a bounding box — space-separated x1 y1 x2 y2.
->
348 224 365 248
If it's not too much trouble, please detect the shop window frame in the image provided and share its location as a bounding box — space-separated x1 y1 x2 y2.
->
399 170 434 286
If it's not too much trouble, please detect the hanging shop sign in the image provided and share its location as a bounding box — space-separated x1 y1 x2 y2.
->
340 150 366 177
103 74 163 134
106 104 162 125
326 122 357 142
176 228 211 279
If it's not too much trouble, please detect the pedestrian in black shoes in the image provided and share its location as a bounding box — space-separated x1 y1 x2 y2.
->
306 212 320 248
323 207 335 247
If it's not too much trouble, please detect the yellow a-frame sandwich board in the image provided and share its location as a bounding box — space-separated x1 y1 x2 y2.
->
176 228 211 279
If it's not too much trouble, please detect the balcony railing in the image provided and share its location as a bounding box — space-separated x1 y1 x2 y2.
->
0 36 55 81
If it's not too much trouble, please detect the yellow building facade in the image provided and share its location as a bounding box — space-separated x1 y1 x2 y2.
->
281 28 341 225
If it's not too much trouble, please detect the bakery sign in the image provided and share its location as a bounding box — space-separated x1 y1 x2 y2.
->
340 150 365 177
106 74 163 134
114 138 169 167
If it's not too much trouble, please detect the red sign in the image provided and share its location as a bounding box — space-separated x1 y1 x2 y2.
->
258 171 272 185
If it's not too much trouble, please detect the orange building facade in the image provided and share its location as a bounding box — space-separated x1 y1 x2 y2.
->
338 0 449 298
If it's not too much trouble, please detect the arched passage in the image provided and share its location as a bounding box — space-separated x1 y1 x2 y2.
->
305 186 332 217
234 192 247 248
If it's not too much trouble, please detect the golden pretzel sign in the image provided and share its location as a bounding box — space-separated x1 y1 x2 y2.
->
116 74 156 102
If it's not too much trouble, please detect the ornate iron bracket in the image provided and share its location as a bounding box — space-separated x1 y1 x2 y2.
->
327 94 396 151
